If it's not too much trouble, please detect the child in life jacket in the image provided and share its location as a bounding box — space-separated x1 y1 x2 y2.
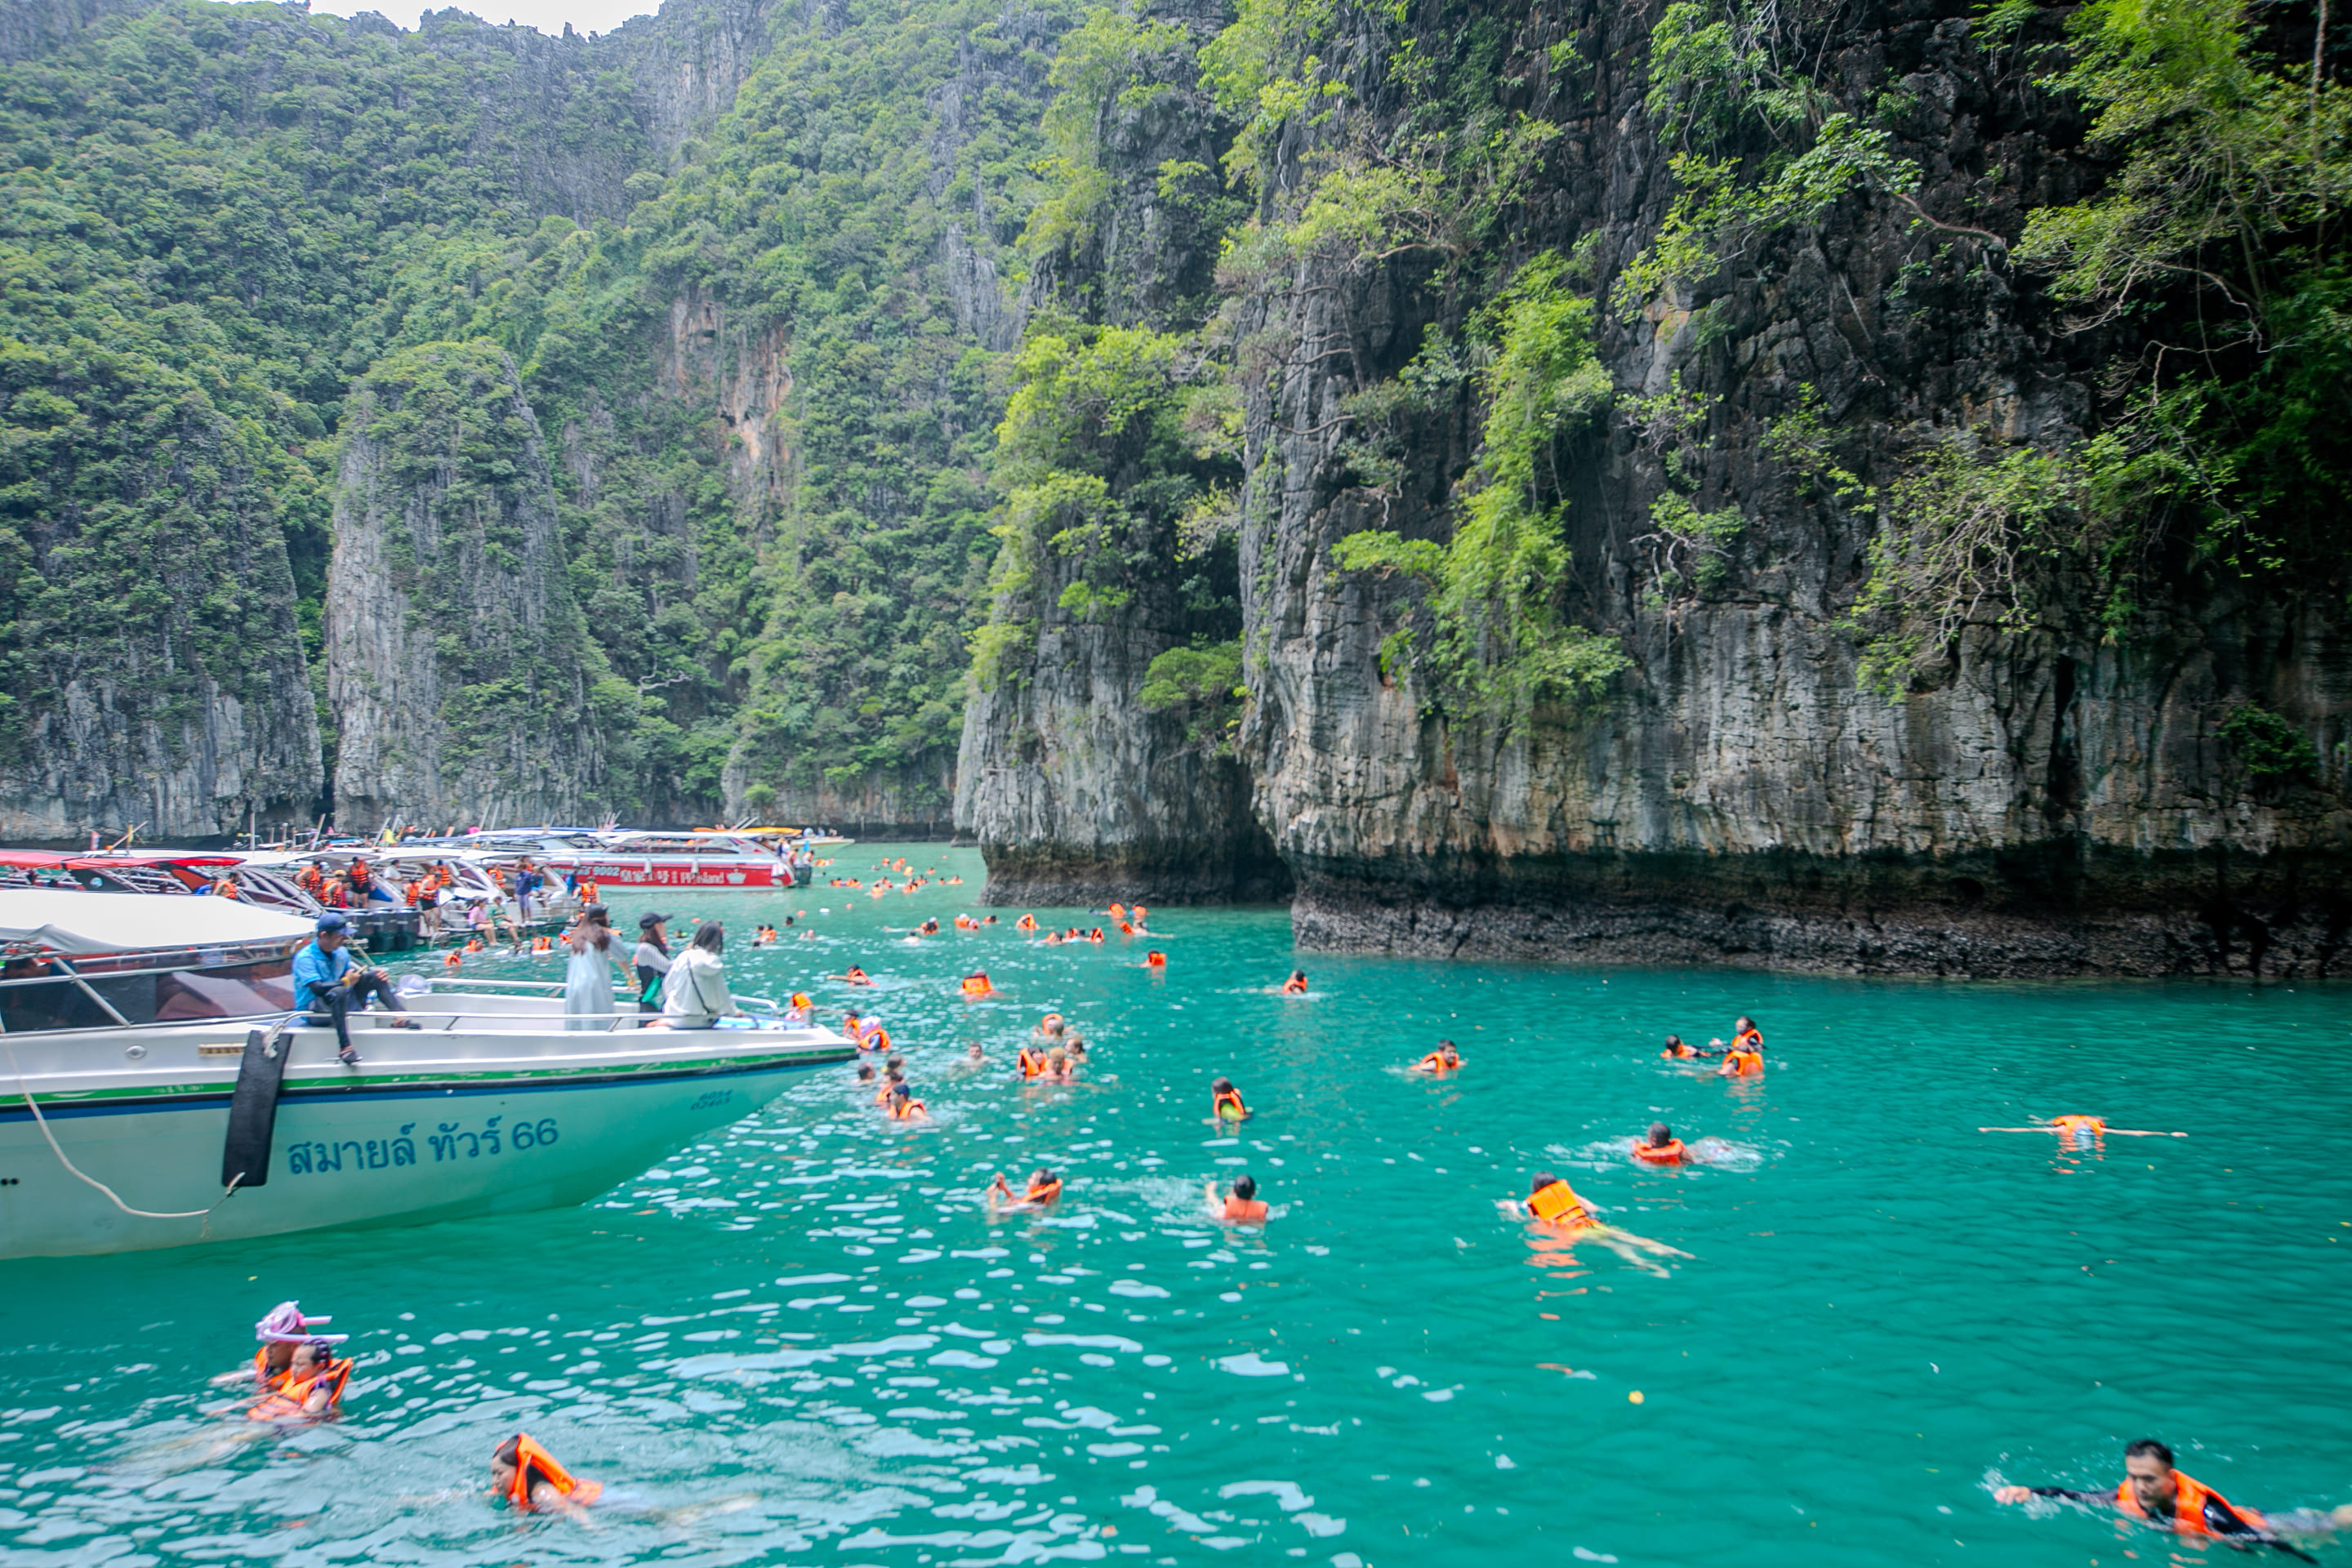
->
493 1432 602 1513
247 1337 351 1421
1210 1076 1249 1124
1206 1172 1269 1223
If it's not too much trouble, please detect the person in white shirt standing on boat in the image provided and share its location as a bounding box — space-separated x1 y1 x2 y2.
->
658 922 745 1028
561 904 631 1032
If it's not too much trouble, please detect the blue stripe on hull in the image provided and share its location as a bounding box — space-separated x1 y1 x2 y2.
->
0 1051 849 1124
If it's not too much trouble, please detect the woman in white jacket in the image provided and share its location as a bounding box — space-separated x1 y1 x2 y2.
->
660 922 744 1028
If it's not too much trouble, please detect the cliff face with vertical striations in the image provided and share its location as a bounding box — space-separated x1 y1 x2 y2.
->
325 342 606 830
955 0 2352 974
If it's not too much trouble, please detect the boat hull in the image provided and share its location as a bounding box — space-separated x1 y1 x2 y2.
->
541 856 791 889
0 1035 844 1259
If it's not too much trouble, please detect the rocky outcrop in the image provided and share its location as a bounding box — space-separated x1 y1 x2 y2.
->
1236 0 2352 976
0 400 321 842
953 7 1290 903
325 341 608 830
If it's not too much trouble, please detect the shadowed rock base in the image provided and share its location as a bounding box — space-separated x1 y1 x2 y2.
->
1287 846 2352 978
978 826 1296 909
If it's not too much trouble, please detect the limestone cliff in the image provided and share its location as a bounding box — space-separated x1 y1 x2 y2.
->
959 0 2352 974
325 342 607 830
1237 0 2352 976
953 3 1291 905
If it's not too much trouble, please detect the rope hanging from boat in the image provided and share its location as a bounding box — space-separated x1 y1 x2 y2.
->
7 1043 245 1223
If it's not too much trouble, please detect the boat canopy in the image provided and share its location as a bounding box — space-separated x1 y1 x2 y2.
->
0 889 316 955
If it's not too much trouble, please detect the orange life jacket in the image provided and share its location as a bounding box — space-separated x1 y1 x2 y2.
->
891 1096 926 1120
506 1433 603 1509
1527 1180 1593 1227
2114 1471 2263 1537
1724 1049 1762 1076
1281 978 1307 993
1018 1048 1045 1079
1633 1138 1688 1165
1213 1089 1248 1120
1418 1051 1460 1072
1223 1196 1269 1223
2052 1115 2105 1137
1735 1027 1762 1050
247 1356 351 1421
443 949 463 969
1146 951 1165 967
1662 1042 1698 1058
1017 915 1037 930
1025 1178 1062 1204
1107 903 1126 920
961 974 992 996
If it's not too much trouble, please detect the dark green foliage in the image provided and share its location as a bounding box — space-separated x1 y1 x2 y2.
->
2219 702 2318 785
1138 638 1245 752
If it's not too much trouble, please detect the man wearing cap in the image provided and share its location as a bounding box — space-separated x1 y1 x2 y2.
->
631 912 674 1011
294 912 416 1065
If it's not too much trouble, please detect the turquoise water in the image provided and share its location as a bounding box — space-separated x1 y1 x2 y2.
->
4 842 2351 1566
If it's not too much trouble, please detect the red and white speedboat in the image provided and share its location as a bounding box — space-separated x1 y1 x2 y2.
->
474 831 796 890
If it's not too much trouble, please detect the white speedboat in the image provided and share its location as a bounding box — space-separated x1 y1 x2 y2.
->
0 891 852 1259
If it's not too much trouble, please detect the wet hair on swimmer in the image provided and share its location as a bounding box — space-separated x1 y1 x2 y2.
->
2126 1439 2175 1468
1649 1121 1673 1143
1212 1076 1236 1093
493 1435 522 1468
1530 1171 1559 1196
1231 1174 1257 1200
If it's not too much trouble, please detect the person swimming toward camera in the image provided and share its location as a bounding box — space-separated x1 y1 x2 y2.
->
492 1432 602 1514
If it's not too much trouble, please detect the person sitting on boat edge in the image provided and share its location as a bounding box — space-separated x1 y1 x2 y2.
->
493 1432 603 1513
1995 1438 2345 1552
655 923 745 1029
295 912 417 1065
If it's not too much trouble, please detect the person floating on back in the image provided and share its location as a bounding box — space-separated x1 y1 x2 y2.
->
1206 1172 1268 1223
1978 1116 2186 1147
1211 1076 1250 1125
1659 1033 1715 1059
1632 1122 1689 1165
1995 1438 2343 1554
493 1432 602 1513
1280 969 1308 995
1413 1040 1462 1073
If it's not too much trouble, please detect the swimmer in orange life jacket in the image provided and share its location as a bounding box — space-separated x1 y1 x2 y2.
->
1632 1121 1690 1164
1659 1033 1715 1059
960 971 993 996
1996 1438 2342 1555
1412 1039 1463 1073
1517 1171 1691 1271
1017 915 1038 931
493 1432 603 1514
1525 1170 1597 1227
1145 951 1166 969
1280 969 1308 995
836 966 873 986
247 1337 352 1420
886 1081 926 1120
1037 1013 1065 1038
1717 1034 1764 1076
1205 1172 1269 1223
989 1167 1061 1209
1210 1076 1250 1124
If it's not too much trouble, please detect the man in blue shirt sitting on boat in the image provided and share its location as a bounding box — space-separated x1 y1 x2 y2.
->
293 912 417 1065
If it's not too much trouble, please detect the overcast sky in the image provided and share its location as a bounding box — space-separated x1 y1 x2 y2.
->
309 0 656 38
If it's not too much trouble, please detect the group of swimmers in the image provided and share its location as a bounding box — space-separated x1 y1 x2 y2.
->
1659 1014 1766 1076
226 1300 595 1512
